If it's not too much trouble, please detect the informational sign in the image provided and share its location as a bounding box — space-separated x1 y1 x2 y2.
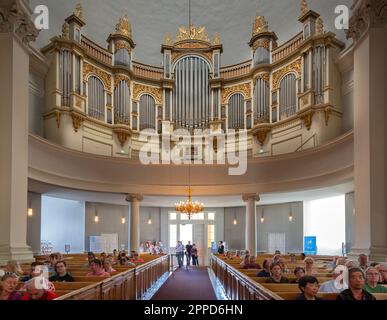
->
304 236 317 255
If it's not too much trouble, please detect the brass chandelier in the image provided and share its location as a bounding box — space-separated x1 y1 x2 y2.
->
175 187 204 220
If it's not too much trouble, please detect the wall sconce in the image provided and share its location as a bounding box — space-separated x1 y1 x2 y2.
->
27 197 33 217
260 208 265 223
148 213 152 225
94 214 99 223
289 203 293 222
233 212 238 225
121 217 126 224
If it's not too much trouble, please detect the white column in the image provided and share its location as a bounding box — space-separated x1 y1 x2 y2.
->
126 194 143 252
0 0 38 264
347 0 387 262
243 194 260 255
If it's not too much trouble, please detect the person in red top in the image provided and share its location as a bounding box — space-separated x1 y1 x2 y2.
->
86 259 111 277
22 278 58 300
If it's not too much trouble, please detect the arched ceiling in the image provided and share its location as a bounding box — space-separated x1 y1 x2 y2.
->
29 0 352 66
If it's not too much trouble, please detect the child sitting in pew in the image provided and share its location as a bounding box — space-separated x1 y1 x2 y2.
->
49 261 74 282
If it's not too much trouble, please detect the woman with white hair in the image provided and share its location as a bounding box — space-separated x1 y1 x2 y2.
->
318 265 348 293
304 257 315 276
364 267 387 293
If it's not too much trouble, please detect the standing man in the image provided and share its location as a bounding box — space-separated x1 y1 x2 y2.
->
175 241 185 268
185 241 193 266
217 241 225 255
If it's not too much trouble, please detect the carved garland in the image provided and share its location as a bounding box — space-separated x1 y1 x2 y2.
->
115 41 131 53
221 83 251 104
114 75 130 88
172 51 213 63
253 73 270 84
252 38 270 51
272 59 301 90
71 112 85 132
133 83 163 105
83 62 112 91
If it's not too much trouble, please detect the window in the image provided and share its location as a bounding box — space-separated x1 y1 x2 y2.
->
191 212 204 220
169 224 177 247
207 225 215 248
208 212 215 220
169 212 177 220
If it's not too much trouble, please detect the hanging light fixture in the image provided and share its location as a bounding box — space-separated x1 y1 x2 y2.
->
289 203 293 222
233 211 238 225
148 213 152 225
121 216 126 224
94 206 99 223
27 207 33 217
260 208 265 223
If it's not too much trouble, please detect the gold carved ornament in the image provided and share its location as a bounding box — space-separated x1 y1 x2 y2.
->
164 32 172 45
115 14 132 38
300 0 308 16
175 24 210 42
74 3 83 19
114 75 130 88
252 9 269 36
213 32 220 45
71 112 85 132
172 51 212 63
316 17 324 35
221 83 251 105
254 126 271 146
115 41 131 53
252 38 270 51
83 62 112 92
300 109 314 131
61 22 69 40
253 73 270 84
272 59 301 90
113 127 131 147
133 84 163 105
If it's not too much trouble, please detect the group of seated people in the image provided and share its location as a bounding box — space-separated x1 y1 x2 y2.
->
139 241 164 255
222 250 387 300
0 249 149 300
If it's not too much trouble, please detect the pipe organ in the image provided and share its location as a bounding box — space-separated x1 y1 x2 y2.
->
42 1 346 158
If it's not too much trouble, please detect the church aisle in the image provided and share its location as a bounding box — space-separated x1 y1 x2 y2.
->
151 267 217 300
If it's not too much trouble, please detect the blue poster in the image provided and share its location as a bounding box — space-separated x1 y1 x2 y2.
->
304 236 317 255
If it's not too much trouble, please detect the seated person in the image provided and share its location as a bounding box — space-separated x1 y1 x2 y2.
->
295 276 322 300
243 256 261 269
274 250 281 255
48 253 59 275
49 261 74 282
21 277 58 300
337 267 376 300
376 264 387 284
99 252 107 263
364 267 387 293
240 254 250 267
224 251 233 260
119 257 135 267
290 267 305 283
84 252 96 268
319 265 347 293
103 259 117 273
289 253 297 264
304 257 315 276
345 260 357 269
131 253 144 263
233 250 241 259
0 274 22 300
20 262 45 282
358 254 369 271
86 259 111 277
278 258 289 273
257 259 271 277
266 263 289 283
1 260 24 277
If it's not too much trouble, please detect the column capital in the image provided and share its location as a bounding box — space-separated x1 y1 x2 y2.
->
346 0 387 42
125 194 143 202
0 0 39 45
242 193 260 202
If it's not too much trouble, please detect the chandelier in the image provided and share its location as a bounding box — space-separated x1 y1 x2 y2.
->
175 187 204 220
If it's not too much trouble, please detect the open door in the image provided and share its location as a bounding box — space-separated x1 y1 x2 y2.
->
193 224 205 266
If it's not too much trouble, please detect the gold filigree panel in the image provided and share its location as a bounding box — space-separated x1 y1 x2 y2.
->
172 51 212 63
253 73 270 84
115 41 131 53
114 75 130 88
272 59 301 90
133 84 162 105
175 24 210 42
252 38 270 51
221 83 251 104
83 62 112 91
